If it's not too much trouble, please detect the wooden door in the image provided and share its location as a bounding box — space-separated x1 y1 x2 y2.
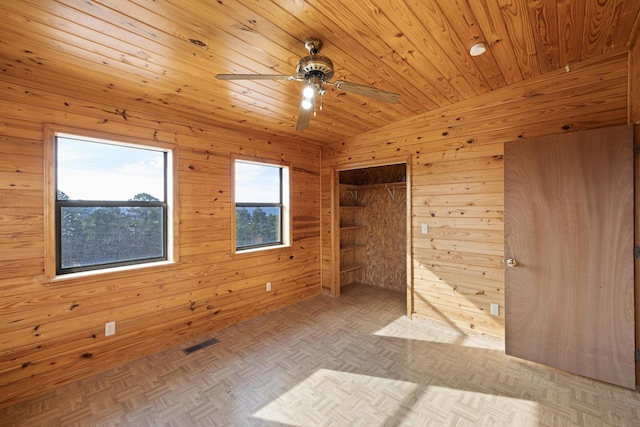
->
504 125 635 389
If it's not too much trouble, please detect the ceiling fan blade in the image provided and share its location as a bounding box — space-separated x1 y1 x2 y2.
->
331 80 400 103
215 74 296 81
295 99 313 131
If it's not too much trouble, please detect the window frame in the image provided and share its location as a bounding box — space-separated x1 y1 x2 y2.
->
232 156 291 253
44 125 179 280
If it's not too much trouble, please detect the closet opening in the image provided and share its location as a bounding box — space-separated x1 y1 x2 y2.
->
332 160 412 317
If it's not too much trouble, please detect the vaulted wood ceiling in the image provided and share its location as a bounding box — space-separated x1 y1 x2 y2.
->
1 1 638 145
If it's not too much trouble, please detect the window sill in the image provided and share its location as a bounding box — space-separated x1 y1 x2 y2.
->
234 244 291 256
47 260 177 283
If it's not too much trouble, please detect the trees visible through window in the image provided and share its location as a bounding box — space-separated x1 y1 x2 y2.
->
55 135 170 274
234 160 289 250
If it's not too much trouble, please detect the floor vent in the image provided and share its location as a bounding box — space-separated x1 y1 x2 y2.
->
183 337 219 355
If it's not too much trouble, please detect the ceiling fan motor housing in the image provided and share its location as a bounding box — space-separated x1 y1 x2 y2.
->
296 55 334 81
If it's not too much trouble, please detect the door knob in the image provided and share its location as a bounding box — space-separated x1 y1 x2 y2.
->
506 258 517 267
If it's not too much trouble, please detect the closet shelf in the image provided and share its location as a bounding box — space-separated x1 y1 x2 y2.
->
340 244 367 251
343 182 406 191
340 262 366 273
340 225 366 231
339 201 367 285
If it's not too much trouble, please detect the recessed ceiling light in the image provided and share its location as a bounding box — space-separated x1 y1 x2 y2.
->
469 43 486 57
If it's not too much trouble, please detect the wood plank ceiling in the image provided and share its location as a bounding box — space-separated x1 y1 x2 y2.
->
0 0 638 145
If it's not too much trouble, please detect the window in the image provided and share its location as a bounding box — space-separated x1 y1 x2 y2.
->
234 159 290 251
53 133 172 274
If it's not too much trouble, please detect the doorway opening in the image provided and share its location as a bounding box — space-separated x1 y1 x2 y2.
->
332 160 412 317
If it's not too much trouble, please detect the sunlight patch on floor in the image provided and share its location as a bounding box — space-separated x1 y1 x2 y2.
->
253 368 418 425
373 315 505 351
253 369 538 426
408 385 539 426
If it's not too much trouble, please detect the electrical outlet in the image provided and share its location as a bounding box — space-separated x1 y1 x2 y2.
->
490 303 499 316
421 224 428 234
105 321 116 336
266 282 272 292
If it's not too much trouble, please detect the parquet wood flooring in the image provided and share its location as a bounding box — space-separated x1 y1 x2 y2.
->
2 283 639 426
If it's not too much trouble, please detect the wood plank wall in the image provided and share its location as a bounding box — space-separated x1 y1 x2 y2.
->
0 70 321 407
321 50 630 338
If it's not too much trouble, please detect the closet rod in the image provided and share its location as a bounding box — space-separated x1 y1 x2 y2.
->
344 182 406 200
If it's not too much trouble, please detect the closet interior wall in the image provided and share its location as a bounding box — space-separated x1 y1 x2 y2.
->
339 166 406 293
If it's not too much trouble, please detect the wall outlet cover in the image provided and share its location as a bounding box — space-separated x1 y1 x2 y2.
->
105 321 116 336
490 304 499 316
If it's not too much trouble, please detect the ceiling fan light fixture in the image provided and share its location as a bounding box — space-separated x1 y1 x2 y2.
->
303 86 315 98
469 42 486 57
301 99 313 110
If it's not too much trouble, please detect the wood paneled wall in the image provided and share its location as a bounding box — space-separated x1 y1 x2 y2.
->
0 71 321 407
321 50 630 338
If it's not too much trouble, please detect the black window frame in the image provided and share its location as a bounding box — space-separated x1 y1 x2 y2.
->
234 161 285 251
54 135 169 275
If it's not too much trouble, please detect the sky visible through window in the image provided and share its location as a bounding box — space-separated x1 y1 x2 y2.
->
235 161 281 203
57 137 282 203
57 136 165 201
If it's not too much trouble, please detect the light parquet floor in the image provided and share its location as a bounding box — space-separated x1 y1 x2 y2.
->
2 283 640 426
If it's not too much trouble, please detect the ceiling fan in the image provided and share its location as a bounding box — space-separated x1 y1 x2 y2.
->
215 39 400 131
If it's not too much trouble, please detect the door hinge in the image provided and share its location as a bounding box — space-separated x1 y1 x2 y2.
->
636 349 640 363
634 143 640 155
635 246 640 258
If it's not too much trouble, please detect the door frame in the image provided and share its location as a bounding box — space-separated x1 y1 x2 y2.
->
330 156 413 318
635 124 640 389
